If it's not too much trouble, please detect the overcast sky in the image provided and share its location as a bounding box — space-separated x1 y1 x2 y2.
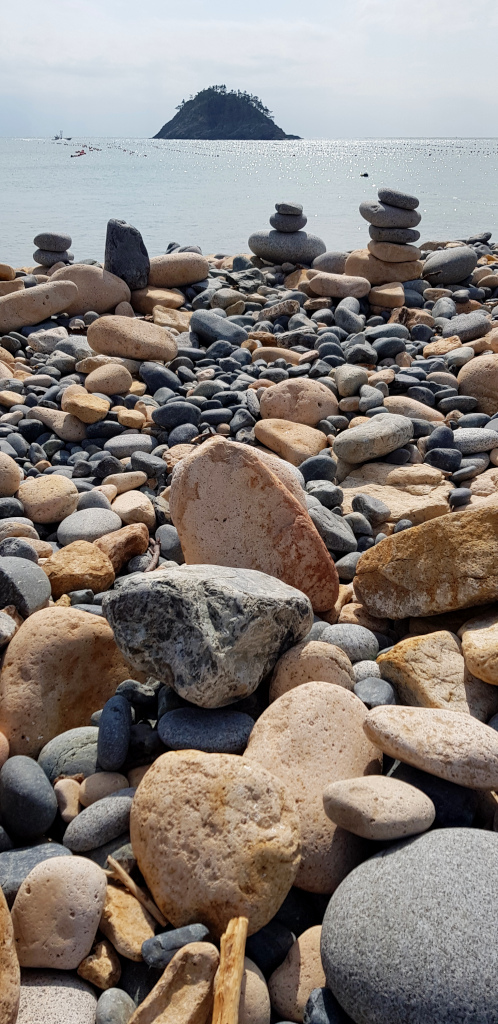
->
1 0 495 138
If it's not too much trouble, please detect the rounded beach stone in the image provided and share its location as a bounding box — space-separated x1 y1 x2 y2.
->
423 246 478 285
321 828 498 1024
312 252 347 273
307 273 371 299
254 419 328 466
63 791 134 852
244 682 382 893
38 727 99 782
61 385 110 423
0 844 71 908
320 624 378 663
17 475 79 524
57 508 122 546
269 640 354 702
88 315 177 362
148 252 209 287
34 231 72 251
0 453 22 497
0 884 20 1023
459 612 498 684
260 379 338 427
363 705 498 789
130 749 301 938
157 708 254 754
54 778 80 823
33 248 73 267
268 927 325 1024
17 969 97 1024
248 231 326 265
0 557 52 617
377 188 419 210
104 433 154 459
359 201 421 229
354 677 397 709
323 775 435 840
0 608 135 757
79 772 129 806
98 695 132 771
11 855 107 969
42 541 115 598
0 281 78 333
112 490 155 529
142 924 210 969
333 414 413 464
50 265 131 316
457 353 498 416
240 957 271 1024
96 988 136 1024
345 250 422 285
85 363 133 395
0 755 57 840
367 241 421 263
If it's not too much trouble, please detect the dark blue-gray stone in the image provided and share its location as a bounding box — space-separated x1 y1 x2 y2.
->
307 506 357 555
158 708 254 754
424 246 478 285
190 309 248 345
245 919 295 978
269 212 307 232
142 924 210 969
359 201 421 229
248 230 326 265
104 218 150 291
351 493 390 526
118 961 162 1007
151 401 200 429
0 537 38 562
38 727 99 783
89 834 135 872
334 551 362 581
424 447 462 472
154 524 184 563
0 842 71 906
96 987 136 1024
97 695 132 772
353 677 397 708
449 488 472 508
63 791 134 852
0 755 57 840
306 481 343 510
377 188 419 211
321 828 498 1024
0 556 51 616
426 425 455 451
304 987 353 1024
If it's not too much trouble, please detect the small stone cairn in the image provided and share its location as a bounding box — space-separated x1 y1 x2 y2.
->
248 201 326 266
32 231 73 269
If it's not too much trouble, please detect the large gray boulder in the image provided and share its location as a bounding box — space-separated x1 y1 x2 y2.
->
103 565 313 707
423 245 477 285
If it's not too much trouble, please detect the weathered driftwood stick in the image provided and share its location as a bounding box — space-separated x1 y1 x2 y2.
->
106 855 167 927
211 916 249 1024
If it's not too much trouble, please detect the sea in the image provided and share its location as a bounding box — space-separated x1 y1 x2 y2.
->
2 137 498 267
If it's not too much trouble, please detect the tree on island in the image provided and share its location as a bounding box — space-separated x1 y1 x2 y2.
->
155 85 300 141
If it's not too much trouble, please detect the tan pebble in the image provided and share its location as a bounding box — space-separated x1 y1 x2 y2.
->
0 390 24 408
240 957 271 1024
34 460 50 471
130 750 301 938
363 705 498 789
0 885 19 1023
323 775 436 840
54 778 81 823
127 764 151 788
42 540 115 599
459 613 498 684
16 474 78 523
77 938 121 989
244 682 382 893
269 640 354 702
85 363 133 395
0 280 78 333
0 452 22 497
254 419 328 467
88 315 177 362
268 927 325 1023
152 306 192 332
26 405 86 442
94 484 118 501
148 252 209 288
112 489 155 529
102 471 147 494
79 772 129 807
260 378 338 428
61 384 110 424
12 856 107 969
99 883 155 960
251 346 301 365
94 522 149 571
216 423 231 435
126 941 219 1024
131 285 184 314
0 730 9 768
114 300 135 317
338 601 390 633
0 263 15 281
117 408 146 428
383 394 444 422
128 380 147 395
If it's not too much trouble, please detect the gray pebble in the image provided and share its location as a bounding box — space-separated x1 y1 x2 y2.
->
354 677 397 708
57 508 122 545
0 755 57 841
142 924 210 969
321 624 379 663
103 434 154 459
38 726 99 783
0 556 51 617
158 708 254 754
0 842 71 906
63 791 135 852
352 660 381 682
96 987 136 1024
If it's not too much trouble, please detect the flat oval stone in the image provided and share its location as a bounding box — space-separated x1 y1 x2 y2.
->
323 775 435 840
359 201 421 228
157 708 254 754
97 695 132 772
333 415 413 464
320 624 378 663
0 755 57 840
130 749 301 938
377 188 419 210
63 792 134 852
244 682 382 893
57 508 122 546
364 705 498 789
38 727 99 783
142 923 210 969
321 829 498 1024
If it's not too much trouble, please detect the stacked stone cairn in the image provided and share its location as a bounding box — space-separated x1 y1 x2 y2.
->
248 201 326 266
32 232 74 270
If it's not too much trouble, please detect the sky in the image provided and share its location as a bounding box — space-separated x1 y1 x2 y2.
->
1 0 497 138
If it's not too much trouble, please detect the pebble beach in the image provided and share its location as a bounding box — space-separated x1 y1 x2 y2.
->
1 188 498 1024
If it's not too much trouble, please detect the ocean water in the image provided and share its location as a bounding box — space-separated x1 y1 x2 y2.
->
2 137 498 267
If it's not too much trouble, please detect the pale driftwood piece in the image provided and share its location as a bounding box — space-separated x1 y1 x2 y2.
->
106 855 167 927
211 916 249 1024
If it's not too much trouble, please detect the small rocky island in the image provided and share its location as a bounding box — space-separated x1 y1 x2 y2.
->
153 85 301 141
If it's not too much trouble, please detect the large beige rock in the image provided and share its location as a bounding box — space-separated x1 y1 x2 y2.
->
240 958 271 1024
244 682 382 893
42 540 115 599
169 437 338 613
148 252 210 288
85 363 133 395
363 705 498 789
28 406 87 442
0 885 19 1023
307 273 371 299
368 241 422 262
60 384 110 423
0 452 23 497
17 474 79 523
0 280 78 332
0 263 15 281
355 500 498 619
131 286 184 314
269 640 354 702
99 883 155 961
459 613 498 684
377 630 498 720
383 395 445 422
50 265 131 315
11 856 106 969
323 776 435 840
252 449 307 509
260 379 338 427
130 750 301 938
94 522 149 571
152 306 192 332
0 606 137 756
345 249 423 285
88 315 177 362
112 490 156 529
126 942 219 1024
268 927 325 1023
457 352 498 415
16 970 97 1023
254 419 328 466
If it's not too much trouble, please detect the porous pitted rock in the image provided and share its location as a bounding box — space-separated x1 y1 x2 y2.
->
50 265 131 315
240 958 271 1024
0 885 19 1023
268 927 325 1024
457 352 498 416
88 315 177 362
0 280 78 333
0 607 137 756
17 475 79 523
0 453 22 498
168 438 338 613
459 612 498 684
42 541 115 599
17 969 97 1024
130 750 301 937
322 775 436 841
259 379 338 427
269 640 354 702
244 682 382 893
103 565 312 707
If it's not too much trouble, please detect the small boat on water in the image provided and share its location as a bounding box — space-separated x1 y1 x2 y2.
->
71 149 86 158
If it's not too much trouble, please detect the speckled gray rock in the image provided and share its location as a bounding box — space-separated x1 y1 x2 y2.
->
351 493 391 526
312 252 348 274
441 310 491 341
354 678 397 708
0 611 16 647
359 201 421 229
103 434 154 459
0 557 51 617
157 708 254 754
63 791 134 852
377 188 419 211
0 843 71 907
0 756 57 840
104 219 150 291
248 230 326 265
333 415 413 464
424 246 478 285
17 969 97 1024
321 624 379 663
103 565 312 708
352 660 382 682
33 232 72 251
452 428 498 454
33 248 73 267
57 508 122 545
304 987 353 1024
38 727 99 783
270 212 307 232
321 828 498 1024
88 834 135 872
369 226 420 244
308 506 357 555
96 987 136 1024
142 924 210 969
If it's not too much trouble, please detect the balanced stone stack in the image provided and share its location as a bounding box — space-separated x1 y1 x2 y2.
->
248 202 326 266
32 231 74 269
345 188 424 307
